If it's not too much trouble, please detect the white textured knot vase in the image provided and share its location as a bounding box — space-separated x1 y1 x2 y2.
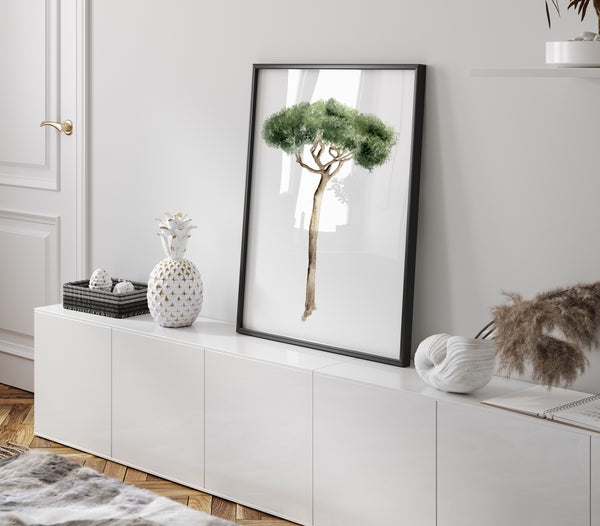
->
147 212 203 328
414 334 496 394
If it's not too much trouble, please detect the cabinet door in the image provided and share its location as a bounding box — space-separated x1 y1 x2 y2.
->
438 402 589 526
34 312 111 455
112 329 204 487
205 350 312 525
314 374 436 526
593 437 600 526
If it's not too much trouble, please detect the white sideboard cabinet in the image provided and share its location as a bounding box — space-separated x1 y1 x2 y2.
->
593 437 600 526
111 329 205 488
313 373 436 526
34 306 600 526
437 402 590 526
205 350 313 524
34 313 111 456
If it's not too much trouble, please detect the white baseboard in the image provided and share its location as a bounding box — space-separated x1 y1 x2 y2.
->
0 350 34 392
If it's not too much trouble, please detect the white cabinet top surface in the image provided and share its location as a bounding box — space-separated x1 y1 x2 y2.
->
315 357 534 406
36 305 533 402
315 361 599 436
37 305 600 437
36 305 348 371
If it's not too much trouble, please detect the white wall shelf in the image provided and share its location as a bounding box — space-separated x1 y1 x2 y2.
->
471 67 600 78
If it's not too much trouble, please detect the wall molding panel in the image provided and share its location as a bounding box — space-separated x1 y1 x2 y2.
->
0 209 60 364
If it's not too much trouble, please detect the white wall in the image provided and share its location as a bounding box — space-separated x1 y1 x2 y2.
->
90 0 600 391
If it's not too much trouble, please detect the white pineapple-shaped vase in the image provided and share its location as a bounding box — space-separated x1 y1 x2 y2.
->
147 212 203 328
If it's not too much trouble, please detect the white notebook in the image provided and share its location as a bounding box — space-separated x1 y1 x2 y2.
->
549 400 600 431
482 385 600 432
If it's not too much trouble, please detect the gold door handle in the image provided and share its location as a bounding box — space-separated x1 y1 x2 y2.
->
40 120 73 136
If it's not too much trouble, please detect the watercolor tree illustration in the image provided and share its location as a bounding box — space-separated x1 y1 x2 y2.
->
262 98 397 321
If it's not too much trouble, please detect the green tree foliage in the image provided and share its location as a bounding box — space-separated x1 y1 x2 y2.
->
262 98 397 321
263 98 396 171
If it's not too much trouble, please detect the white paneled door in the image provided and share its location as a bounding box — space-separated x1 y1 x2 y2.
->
0 0 87 390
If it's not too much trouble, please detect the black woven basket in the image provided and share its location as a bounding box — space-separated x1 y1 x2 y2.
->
63 279 149 318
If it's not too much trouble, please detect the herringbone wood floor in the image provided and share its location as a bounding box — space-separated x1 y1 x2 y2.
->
0 383 298 526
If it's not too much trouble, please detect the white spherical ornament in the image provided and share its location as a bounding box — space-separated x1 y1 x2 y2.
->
113 281 135 294
414 334 496 393
89 268 112 292
147 258 203 328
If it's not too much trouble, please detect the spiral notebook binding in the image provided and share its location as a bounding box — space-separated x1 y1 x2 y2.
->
542 393 600 417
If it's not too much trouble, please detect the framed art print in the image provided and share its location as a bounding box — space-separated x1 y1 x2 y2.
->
237 64 426 366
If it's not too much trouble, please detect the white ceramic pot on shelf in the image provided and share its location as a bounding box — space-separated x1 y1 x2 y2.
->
546 39 600 67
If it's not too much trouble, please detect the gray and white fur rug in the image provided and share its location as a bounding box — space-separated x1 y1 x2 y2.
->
0 445 237 526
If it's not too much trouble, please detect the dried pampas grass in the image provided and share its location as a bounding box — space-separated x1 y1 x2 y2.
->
479 282 600 387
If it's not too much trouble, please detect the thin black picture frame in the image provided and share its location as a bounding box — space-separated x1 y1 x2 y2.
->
237 63 426 367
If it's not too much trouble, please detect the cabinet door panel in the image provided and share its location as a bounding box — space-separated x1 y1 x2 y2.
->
112 329 204 487
205 350 312 525
438 402 589 526
34 312 111 455
593 437 600 526
314 374 436 526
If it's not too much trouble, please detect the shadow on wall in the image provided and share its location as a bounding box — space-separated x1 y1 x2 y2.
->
411 67 460 354
505 344 600 395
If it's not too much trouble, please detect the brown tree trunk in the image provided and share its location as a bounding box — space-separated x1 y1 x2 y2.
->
296 140 351 321
302 173 331 321
595 0 600 33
